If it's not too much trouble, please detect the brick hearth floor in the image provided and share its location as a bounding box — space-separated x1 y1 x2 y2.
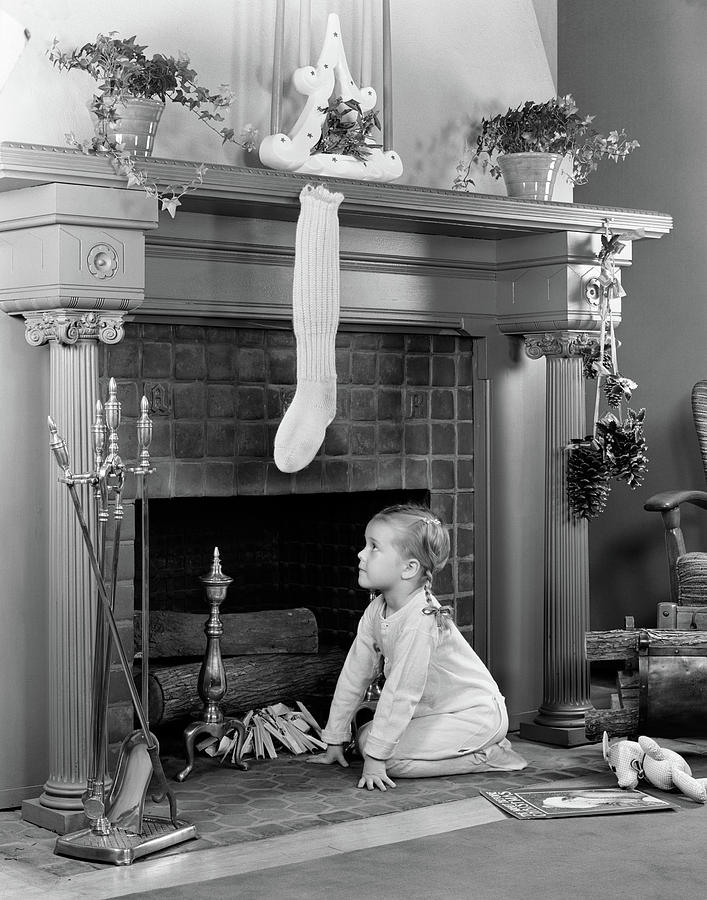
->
0 733 599 856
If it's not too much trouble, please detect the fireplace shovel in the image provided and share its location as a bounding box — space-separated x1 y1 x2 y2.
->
49 414 197 865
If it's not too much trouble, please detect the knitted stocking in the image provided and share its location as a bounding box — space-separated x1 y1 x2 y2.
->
274 184 344 473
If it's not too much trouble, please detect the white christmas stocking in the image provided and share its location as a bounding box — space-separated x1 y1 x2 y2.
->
274 184 344 473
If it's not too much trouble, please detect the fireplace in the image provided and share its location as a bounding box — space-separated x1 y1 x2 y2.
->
140 489 428 650
0 145 674 823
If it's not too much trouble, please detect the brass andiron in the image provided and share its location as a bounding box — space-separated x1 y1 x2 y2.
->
50 378 197 865
175 548 249 781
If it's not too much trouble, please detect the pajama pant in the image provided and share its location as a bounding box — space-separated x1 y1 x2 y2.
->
357 695 527 777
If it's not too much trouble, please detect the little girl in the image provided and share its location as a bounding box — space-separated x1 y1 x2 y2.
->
309 504 526 791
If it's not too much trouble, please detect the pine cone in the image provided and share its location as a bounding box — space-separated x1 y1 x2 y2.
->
567 441 612 519
580 341 613 380
597 408 648 488
612 409 649 487
603 374 638 409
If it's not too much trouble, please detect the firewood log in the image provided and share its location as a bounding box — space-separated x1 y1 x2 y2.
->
585 628 707 662
135 607 318 658
585 705 639 741
616 669 639 709
147 647 346 726
585 629 641 661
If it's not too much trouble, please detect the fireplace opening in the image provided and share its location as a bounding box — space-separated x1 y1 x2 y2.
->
137 489 429 649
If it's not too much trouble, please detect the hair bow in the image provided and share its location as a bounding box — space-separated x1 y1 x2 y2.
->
422 603 454 629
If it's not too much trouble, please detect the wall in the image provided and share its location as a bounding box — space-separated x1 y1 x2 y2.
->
531 0 557 88
0 0 556 189
0 312 49 808
559 1 707 629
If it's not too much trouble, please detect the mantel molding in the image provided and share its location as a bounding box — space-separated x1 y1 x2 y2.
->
0 141 674 337
0 142 674 242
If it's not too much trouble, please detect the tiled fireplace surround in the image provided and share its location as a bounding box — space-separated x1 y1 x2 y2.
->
103 324 476 675
0 144 672 829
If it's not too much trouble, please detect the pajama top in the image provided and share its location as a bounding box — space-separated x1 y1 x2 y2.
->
321 588 506 761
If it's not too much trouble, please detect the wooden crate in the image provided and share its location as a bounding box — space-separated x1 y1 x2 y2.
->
585 625 707 740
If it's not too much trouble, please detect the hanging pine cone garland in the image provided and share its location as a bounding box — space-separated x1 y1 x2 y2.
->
566 226 648 518
566 440 612 519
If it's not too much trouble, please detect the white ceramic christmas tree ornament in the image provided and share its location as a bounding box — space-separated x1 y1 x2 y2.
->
259 13 402 182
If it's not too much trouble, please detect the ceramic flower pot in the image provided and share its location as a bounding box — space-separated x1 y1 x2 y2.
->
497 152 574 202
103 97 165 157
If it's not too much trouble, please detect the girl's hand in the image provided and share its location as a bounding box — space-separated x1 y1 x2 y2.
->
358 755 396 791
307 744 349 767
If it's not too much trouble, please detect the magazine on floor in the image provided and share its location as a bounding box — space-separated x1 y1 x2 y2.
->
481 787 676 819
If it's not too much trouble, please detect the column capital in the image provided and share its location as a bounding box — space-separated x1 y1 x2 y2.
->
23 309 126 346
524 331 599 361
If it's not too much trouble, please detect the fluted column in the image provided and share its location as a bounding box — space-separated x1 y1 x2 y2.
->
520 332 596 745
27 314 125 827
16 313 127 832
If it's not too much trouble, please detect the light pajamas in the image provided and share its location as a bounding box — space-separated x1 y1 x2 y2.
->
321 588 527 777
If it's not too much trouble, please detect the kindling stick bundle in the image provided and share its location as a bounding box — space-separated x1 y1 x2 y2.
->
200 701 326 763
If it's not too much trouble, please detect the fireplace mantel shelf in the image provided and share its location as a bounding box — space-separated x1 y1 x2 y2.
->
0 142 673 241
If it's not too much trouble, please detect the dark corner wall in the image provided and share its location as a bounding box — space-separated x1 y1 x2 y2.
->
559 0 707 629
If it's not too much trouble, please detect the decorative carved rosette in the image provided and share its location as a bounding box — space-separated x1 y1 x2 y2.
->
524 331 600 361
24 310 125 346
87 243 119 280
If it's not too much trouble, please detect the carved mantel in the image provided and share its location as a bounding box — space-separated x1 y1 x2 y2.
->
0 142 672 239
0 143 673 824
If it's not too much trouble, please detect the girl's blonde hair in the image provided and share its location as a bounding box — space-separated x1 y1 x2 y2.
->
371 504 450 585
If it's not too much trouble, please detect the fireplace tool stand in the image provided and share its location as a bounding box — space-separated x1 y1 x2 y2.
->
51 379 197 865
175 548 249 781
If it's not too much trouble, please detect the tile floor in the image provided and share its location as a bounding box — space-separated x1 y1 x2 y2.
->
0 731 614 879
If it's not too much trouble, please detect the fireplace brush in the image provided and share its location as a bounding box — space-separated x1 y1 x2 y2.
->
49 379 196 865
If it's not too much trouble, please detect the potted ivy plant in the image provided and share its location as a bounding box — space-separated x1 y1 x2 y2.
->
454 94 639 201
48 32 257 215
